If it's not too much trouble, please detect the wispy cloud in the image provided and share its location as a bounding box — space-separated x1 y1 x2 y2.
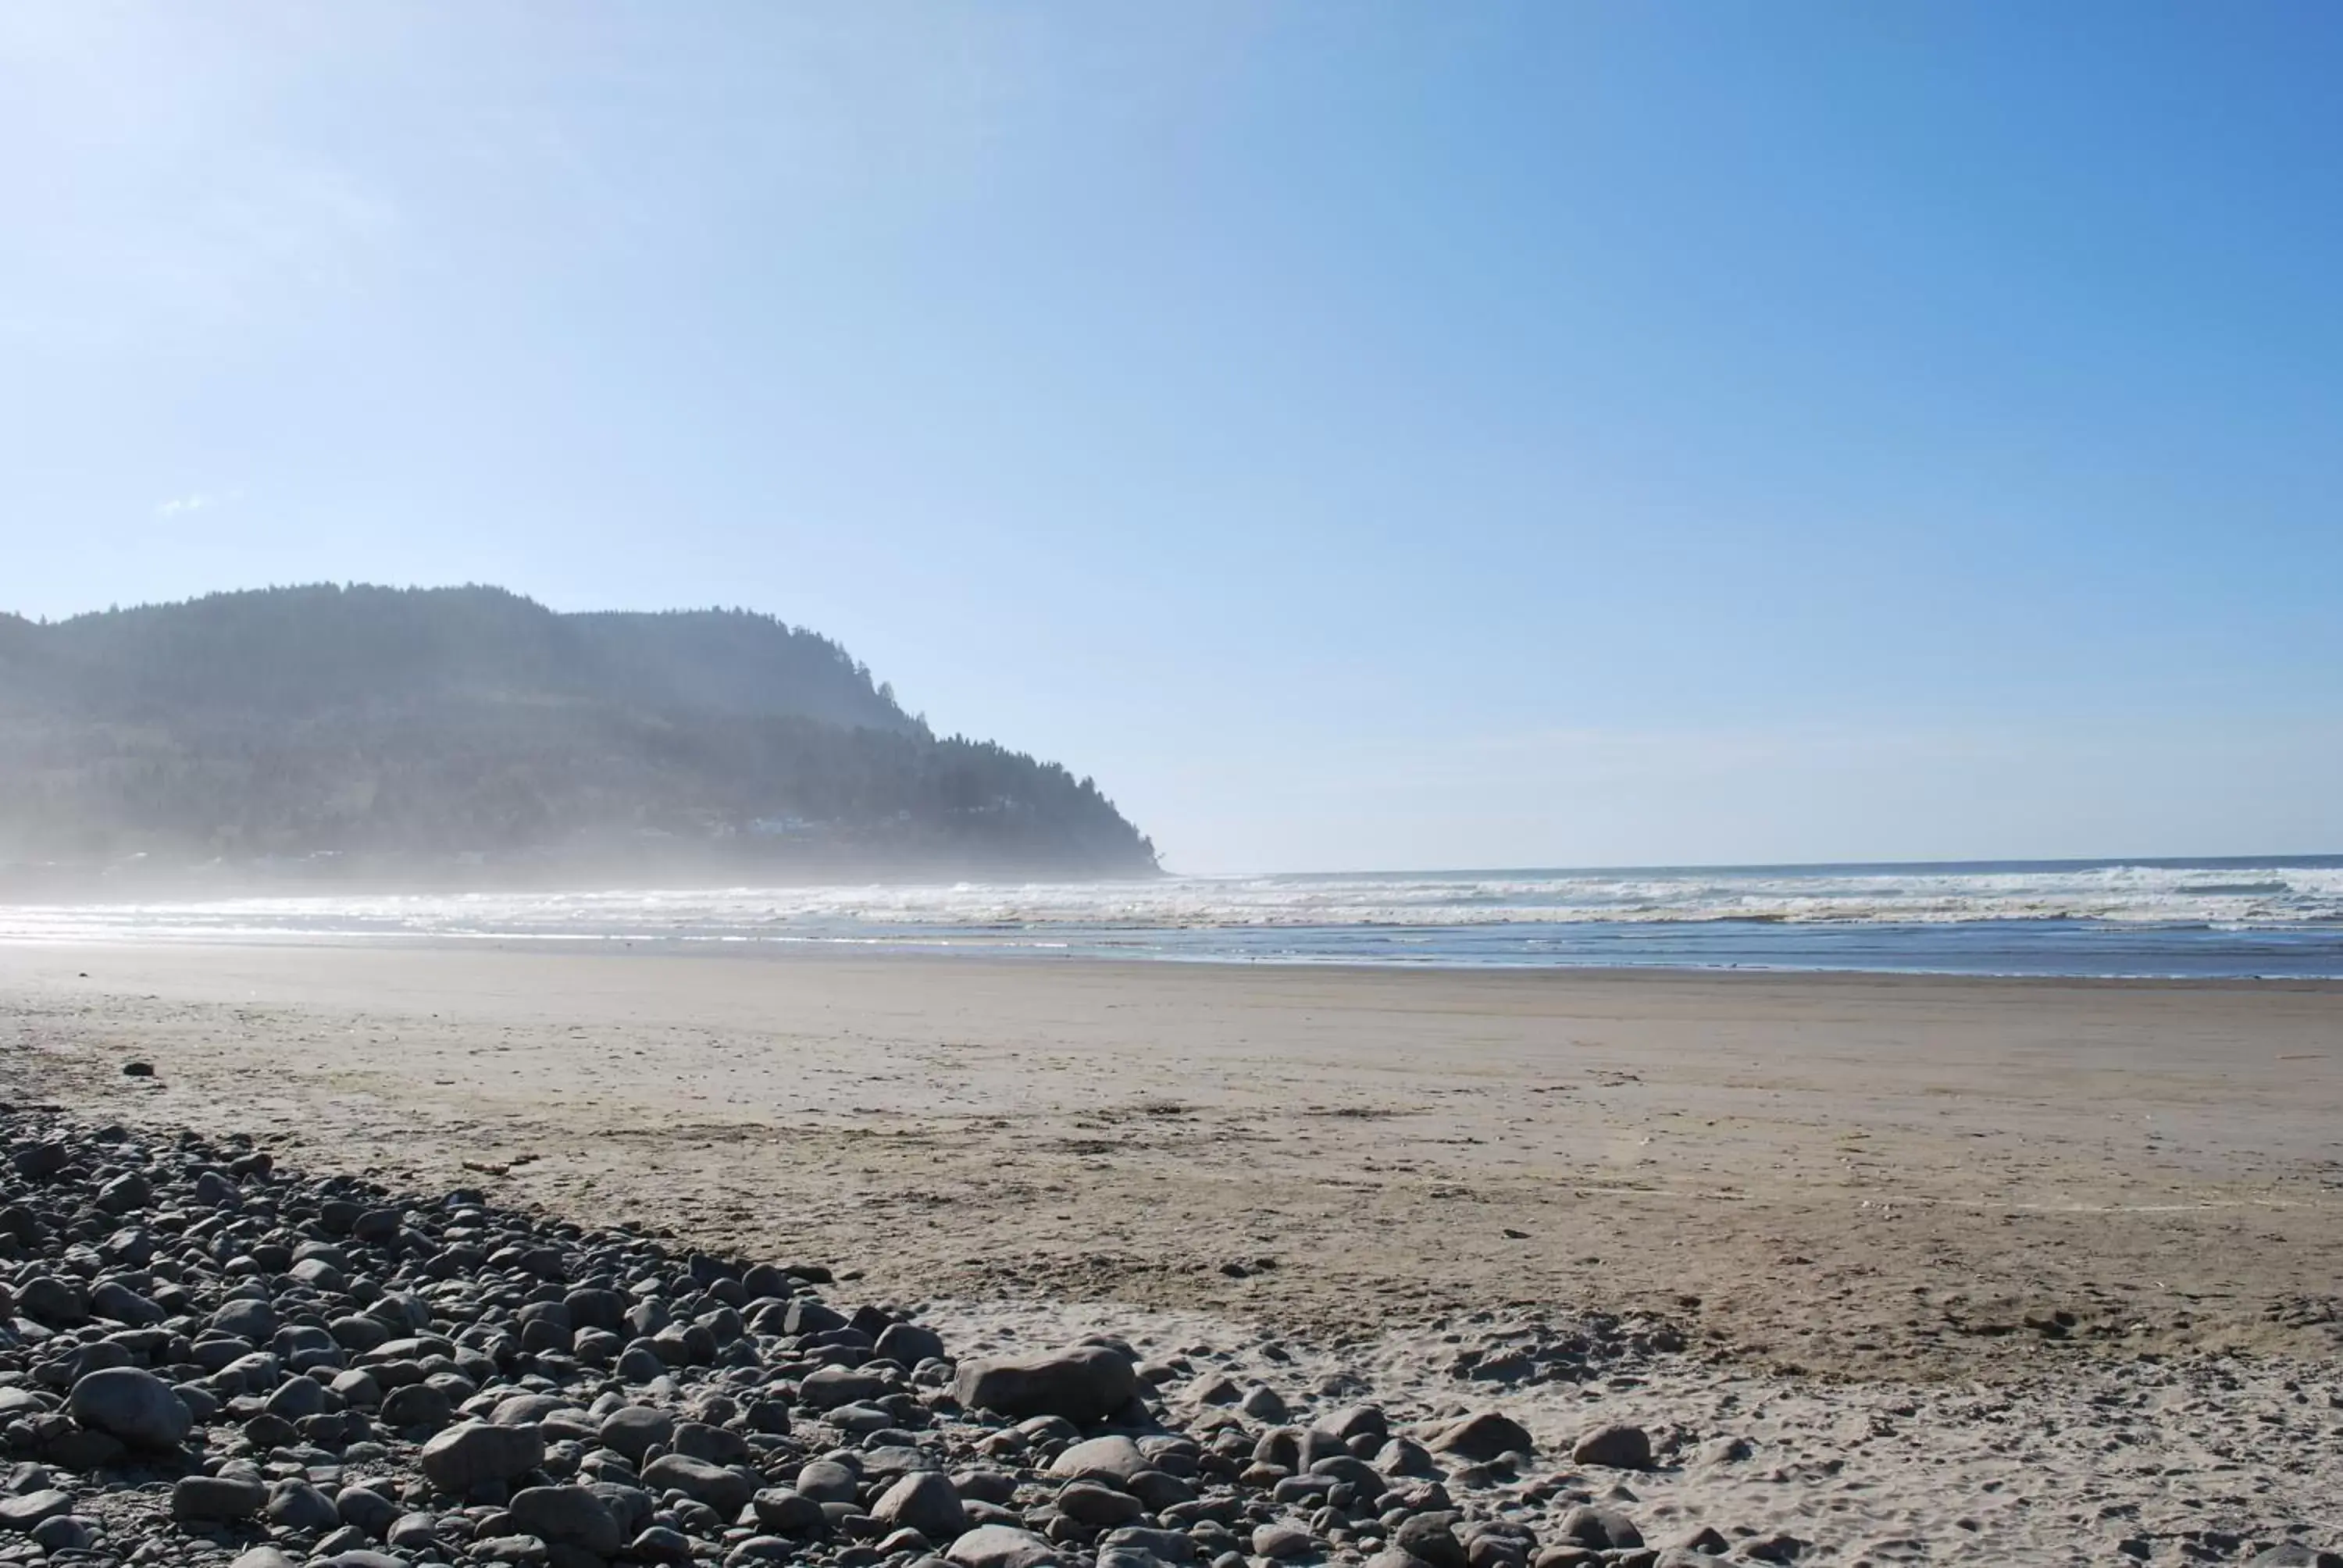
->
154 486 241 519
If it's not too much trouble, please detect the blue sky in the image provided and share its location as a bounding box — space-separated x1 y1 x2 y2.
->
3 3 2338 871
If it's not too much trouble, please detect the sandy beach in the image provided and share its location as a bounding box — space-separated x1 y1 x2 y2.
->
5 944 2338 1371
3 943 2340 1562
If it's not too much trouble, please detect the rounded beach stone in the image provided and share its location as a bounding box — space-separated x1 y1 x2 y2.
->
173 1474 267 1521
1054 1480 1143 1527
10 1142 70 1179
800 1365 893 1409
230 1551 304 1568
419 1420 547 1493
952 1346 1138 1424
29 1516 94 1553
752 1487 827 1534
872 1470 968 1541
1325 1406 1390 1449
337 1485 401 1535
640 1452 755 1514
266 1478 341 1532
1568 1423 1651 1470
0 1491 75 1531
1104 1529 1196 1563
597 1404 672 1459
1432 1413 1532 1463
947 1524 1066 1568
66 1366 191 1450
87 1279 165 1326
1254 1523 1318 1559
1558 1506 1642 1551
1239 1384 1291 1422
1394 1517 1467 1568
875 1321 947 1366
381 1381 453 1429
209 1296 277 1343
1049 1434 1150 1481
508 1484 626 1557
794 1459 861 1502
633 1525 695 1563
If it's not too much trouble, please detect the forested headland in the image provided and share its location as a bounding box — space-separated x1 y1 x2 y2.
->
0 585 1158 890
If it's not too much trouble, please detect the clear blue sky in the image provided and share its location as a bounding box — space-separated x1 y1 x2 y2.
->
4 3 2338 871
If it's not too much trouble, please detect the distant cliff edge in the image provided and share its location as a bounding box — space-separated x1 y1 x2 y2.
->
0 584 1158 888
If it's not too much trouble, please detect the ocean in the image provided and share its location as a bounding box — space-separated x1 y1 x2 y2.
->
2 855 2340 978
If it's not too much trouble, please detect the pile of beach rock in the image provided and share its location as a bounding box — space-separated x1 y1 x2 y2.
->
0 1105 2324 1568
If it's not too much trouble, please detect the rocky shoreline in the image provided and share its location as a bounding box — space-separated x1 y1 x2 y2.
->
0 1107 2336 1568
0 1108 1784 1568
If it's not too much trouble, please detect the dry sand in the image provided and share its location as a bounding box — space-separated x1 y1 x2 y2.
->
2 942 2340 1562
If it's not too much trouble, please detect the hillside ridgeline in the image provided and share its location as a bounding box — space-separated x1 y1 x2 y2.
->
0 585 1157 887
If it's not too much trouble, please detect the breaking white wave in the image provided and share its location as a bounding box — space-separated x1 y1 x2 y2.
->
1 858 2338 955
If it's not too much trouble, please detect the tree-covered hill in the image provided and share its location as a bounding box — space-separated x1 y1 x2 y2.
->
0 585 1157 882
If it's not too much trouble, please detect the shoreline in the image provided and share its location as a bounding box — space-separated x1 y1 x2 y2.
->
8 928 2343 989
4 853 2340 981
2 940 2337 1384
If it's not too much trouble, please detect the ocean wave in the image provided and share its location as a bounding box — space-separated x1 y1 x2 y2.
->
2 860 2340 964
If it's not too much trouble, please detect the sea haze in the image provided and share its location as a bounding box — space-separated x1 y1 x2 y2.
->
2 856 2339 979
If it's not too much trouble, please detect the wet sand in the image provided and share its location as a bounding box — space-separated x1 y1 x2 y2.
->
2 942 2336 1378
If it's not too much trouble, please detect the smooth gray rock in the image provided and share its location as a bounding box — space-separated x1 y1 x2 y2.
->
597 1404 672 1460
952 1346 1138 1424
509 1484 625 1557
1324 1405 1390 1449
266 1478 341 1532
1375 1437 1441 1478
337 1484 401 1536
29 1516 93 1554
1049 1435 1150 1481
640 1452 754 1514
1054 1480 1143 1527
671 1419 748 1464
1239 1384 1290 1423
211 1298 278 1342
1432 1412 1532 1463
799 1365 893 1409
633 1525 695 1563
751 1486 826 1534
1394 1517 1467 1568
173 1474 267 1521
386 1511 442 1548
874 1322 947 1366
1309 1454 1384 1492
381 1381 453 1429
1254 1523 1318 1559
87 1279 165 1326
493 1393 573 1427
1559 1506 1642 1552
1568 1424 1650 1470
67 1366 191 1449
0 1490 74 1532
794 1459 860 1503
947 1524 1066 1568
229 1551 304 1568
419 1420 547 1494
872 1470 967 1541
